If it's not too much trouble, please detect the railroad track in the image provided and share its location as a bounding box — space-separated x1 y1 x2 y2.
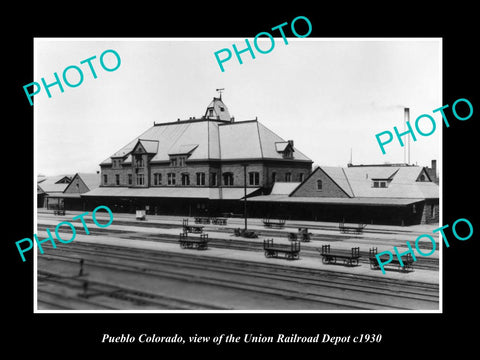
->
39 211 432 236
36 222 439 271
38 268 232 311
37 241 439 311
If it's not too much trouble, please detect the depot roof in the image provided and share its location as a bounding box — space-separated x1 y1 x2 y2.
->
101 98 311 165
81 186 261 200
247 195 423 206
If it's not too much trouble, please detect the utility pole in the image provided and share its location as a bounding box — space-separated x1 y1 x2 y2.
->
243 164 248 231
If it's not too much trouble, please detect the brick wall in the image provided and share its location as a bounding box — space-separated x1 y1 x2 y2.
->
64 176 89 194
291 167 349 198
101 160 312 189
420 199 439 224
264 163 311 187
101 165 132 187
150 162 212 186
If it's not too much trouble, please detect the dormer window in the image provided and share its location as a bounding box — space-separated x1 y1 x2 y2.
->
170 155 186 167
372 180 388 188
112 158 123 169
275 141 295 159
135 155 144 167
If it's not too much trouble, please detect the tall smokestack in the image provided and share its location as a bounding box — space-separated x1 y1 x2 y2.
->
404 107 410 164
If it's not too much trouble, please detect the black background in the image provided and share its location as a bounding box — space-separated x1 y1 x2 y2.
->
6 3 478 356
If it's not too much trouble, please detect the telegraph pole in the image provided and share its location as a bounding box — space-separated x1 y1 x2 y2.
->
243 164 248 231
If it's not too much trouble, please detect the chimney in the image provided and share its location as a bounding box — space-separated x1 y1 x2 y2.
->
404 107 410 164
431 159 437 172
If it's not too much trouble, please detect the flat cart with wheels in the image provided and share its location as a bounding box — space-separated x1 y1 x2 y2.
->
179 232 209 250
263 239 300 260
369 247 414 272
319 244 360 267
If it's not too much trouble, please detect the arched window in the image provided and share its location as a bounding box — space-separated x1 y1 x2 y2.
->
317 179 323 190
181 173 190 186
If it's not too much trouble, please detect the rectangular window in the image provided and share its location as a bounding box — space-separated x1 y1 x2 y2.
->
431 204 435 217
211 172 217 186
299 173 304 182
167 173 176 185
285 172 291 182
115 174 120 185
196 172 205 186
153 173 162 186
317 179 323 190
112 159 122 169
136 173 144 186
373 180 388 188
128 174 132 185
135 156 144 167
272 172 276 183
103 174 108 185
223 173 234 186
248 172 259 186
170 156 186 167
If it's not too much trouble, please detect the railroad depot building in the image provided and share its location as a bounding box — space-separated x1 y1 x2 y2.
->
78 96 439 225
37 174 73 209
81 97 313 215
247 164 439 225
38 173 100 210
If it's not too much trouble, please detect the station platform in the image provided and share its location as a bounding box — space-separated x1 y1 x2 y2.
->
36 210 441 285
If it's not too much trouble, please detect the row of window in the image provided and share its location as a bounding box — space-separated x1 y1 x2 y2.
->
272 172 303 183
104 171 263 186
104 171 306 186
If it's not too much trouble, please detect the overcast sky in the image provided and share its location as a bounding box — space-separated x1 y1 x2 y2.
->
35 38 441 176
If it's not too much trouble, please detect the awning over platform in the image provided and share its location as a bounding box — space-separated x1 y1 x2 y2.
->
81 186 260 200
44 193 81 199
246 195 424 206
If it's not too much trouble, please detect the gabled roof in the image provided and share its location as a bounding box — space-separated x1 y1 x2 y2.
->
76 173 101 190
37 174 73 193
320 165 439 199
317 166 354 197
275 142 292 153
135 139 159 154
62 173 101 194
